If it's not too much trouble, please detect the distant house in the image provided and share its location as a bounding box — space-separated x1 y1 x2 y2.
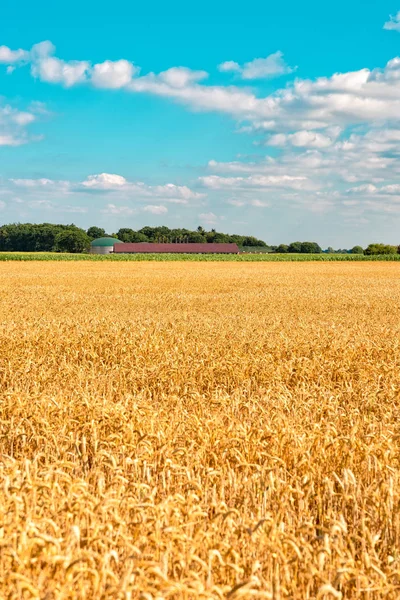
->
113 242 240 254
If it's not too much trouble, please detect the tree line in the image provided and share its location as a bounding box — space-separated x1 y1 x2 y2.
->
0 223 267 253
0 223 398 254
274 243 399 255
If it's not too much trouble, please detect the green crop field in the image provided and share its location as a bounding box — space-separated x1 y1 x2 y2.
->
1 252 400 261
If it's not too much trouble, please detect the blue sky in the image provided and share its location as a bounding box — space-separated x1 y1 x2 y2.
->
2 1 400 246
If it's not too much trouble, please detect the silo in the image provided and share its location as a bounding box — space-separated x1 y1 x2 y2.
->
90 237 123 254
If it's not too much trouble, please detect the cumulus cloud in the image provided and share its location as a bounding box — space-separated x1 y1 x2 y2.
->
4 37 400 137
0 103 42 146
205 118 400 219
250 199 270 207
156 67 208 88
346 184 378 195
143 204 168 214
31 47 90 87
127 55 400 130
200 174 312 191
218 51 295 79
101 203 136 215
8 41 138 89
80 173 203 202
267 129 340 148
5 173 202 219
226 198 269 207
6 38 400 227
29 41 90 87
10 177 70 189
9 39 400 136
9 172 202 203
91 60 139 89
0 45 29 64
82 173 128 189
218 61 241 73
384 11 400 31
347 182 400 196
19 197 87 214
226 198 246 207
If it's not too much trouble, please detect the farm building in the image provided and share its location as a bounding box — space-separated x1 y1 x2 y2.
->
113 242 240 254
90 237 123 254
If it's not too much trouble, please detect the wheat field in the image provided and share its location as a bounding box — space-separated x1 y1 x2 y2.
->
1 262 400 599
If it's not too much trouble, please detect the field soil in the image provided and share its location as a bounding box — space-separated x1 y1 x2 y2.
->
1 262 400 599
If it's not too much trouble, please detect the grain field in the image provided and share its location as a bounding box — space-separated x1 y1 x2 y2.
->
1 262 400 599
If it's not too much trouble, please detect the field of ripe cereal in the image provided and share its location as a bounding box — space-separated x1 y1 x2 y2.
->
1 262 400 599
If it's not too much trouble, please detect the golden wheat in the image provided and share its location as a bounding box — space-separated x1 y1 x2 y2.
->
1 262 400 599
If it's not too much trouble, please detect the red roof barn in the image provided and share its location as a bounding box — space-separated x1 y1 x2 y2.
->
113 243 240 254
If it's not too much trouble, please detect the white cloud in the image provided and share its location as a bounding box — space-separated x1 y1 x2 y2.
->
250 199 270 207
24 198 87 213
29 40 89 87
91 60 138 89
156 67 208 88
218 61 240 73
6 39 400 135
143 204 168 214
8 172 201 203
11 178 53 187
206 121 400 220
384 11 400 31
347 184 378 195
268 129 339 148
5 174 201 218
12 112 36 126
347 183 400 197
200 174 312 191
381 184 400 194
0 45 29 64
32 56 90 87
80 173 203 202
226 198 269 207
0 134 25 146
82 173 127 189
6 38 400 230
218 51 295 79
30 41 55 59
101 203 136 215
226 198 246 206
0 104 40 146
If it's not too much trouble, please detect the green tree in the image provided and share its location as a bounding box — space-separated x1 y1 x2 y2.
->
55 229 91 253
0 223 84 252
213 233 231 243
87 226 106 239
276 244 289 253
365 243 397 255
117 228 149 243
300 242 322 254
187 232 207 243
288 242 302 253
117 228 135 242
229 234 246 246
138 226 157 240
130 232 150 243
351 245 364 255
242 236 267 247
